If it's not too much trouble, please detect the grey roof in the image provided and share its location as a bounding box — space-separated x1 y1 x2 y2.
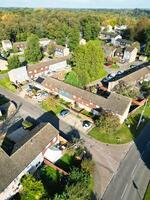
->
0 123 59 193
125 47 136 53
2 40 11 44
41 77 131 116
116 38 131 45
27 56 69 72
122 65 150 83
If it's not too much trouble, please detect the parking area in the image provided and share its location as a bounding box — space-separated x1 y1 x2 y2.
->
58 112 94 133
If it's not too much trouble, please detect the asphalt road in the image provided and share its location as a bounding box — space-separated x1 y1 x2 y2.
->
102 123 150 200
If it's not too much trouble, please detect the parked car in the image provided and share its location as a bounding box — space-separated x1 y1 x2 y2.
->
117 70 123 75
82 120 92 128
60 109 70 117
130 65 136 69
107 73 116 79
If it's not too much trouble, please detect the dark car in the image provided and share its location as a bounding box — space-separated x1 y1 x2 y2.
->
82 120 92 128
60 109 70 117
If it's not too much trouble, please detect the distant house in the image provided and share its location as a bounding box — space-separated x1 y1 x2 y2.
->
115 38 131 47
54 45 70 57
107 64 150 91
111 34 122 46
123 47 138 63
2 40 12 51
107 25 113 32
27 56 69 78
0 123 64 200
114 48 124 60
114 25 127 31
103 45 117 59
79 38 86 45
0 59 8 71
8 66 30 84
13 42 27 52
35 77 131 124
39 38 51 47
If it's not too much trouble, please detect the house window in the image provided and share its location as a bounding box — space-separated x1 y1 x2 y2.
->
41 67 43 70
34 70 37 73
29 71 32 74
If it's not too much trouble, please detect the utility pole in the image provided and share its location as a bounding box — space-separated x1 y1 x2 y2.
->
136 99 148 129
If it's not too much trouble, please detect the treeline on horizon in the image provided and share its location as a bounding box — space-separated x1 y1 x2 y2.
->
0 8 150 45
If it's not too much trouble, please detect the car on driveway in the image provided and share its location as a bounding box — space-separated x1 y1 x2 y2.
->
82 120 92 128
60 109 70 117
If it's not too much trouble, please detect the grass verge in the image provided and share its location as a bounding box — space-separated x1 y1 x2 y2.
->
144 182 150 200
0 77 16 92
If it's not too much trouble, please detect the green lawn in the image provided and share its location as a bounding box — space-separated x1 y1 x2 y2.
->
41 97 64 115
56 153 74 171
0 77 16 92
144 182 150 200
0 70 9 74
89 102 150 144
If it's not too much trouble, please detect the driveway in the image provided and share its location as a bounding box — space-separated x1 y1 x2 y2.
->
58 112 93 133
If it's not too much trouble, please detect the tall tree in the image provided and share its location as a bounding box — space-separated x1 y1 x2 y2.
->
72 40 105 87
8 55 21 70
145 26 150 59
68 27 80 51
81 17 100 41
25 34 42 63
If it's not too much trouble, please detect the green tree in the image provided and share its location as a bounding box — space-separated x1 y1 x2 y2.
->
81 17 100 41
21 174 46 200
95 111 120 134
8 55 21 70
68 27 80 51
72 40 105 87
47 44 55 57
65 71 81 87
25 34 42 63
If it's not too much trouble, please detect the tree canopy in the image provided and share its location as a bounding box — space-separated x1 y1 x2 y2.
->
25 34 42 63
20 174 46 200
71 40 105 87
8 55 21 70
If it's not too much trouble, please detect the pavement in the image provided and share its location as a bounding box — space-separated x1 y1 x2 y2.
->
59 112 93 133
0 88 132 198
102 123 150 200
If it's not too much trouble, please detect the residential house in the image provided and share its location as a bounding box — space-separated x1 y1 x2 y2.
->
114 25 127 31
0 123 64 200
54 45 70 57
123 47 138 63
115 38 131 47
114 48 124 60
111 34 122 46
0 59 8 71
8 66 30 84
107 63 150 91
27 56 69 78
13 42 27 52
2 40 12 51
39 38 51 47
35 77 131 123
103 45 117 59
107 25 113 32
79 38 86 45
